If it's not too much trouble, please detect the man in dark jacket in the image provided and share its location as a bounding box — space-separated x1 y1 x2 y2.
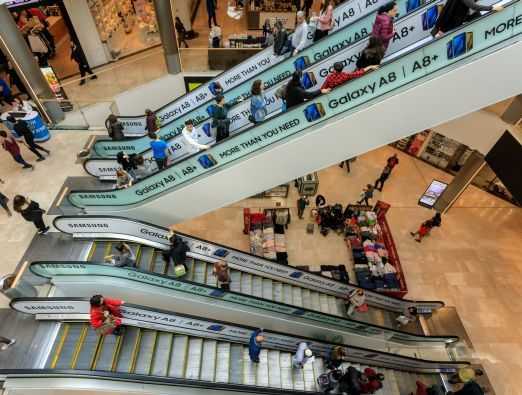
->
70 41 97 85
273 21 290 56
210 95 242 142
163 234 190 271
285 71 330 110
8 116 50 161
432 0 502 36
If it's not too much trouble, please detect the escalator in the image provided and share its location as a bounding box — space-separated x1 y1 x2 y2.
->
26 215 462 361
7 297 467 394
59 0 522 224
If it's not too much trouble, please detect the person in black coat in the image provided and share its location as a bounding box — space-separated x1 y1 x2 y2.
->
432 0 503 37
13 195 49 233
70 41 97 85
163 233 190 272
356 37 386 69
7 116 50 161
285 71 330 110
206 0 218 28
273 21 290 56
175 17 189 48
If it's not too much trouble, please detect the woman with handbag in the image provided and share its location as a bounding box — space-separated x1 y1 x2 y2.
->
89 295 125 336
312 0 335 42
13 195 48 234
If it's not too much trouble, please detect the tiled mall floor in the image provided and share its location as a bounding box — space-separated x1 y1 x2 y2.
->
0 131 521 393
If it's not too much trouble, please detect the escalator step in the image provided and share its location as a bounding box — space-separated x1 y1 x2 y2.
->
303 358 316 391
229 344 244 384
282 284 293 305
168 335 189 378
252 276 263 298
137 247 155 271
280 352 293 390
151 251 167 275
319 294 330 313
267 350 281 388
205 264 217 287
134 330 157 375
292 287 303 307
335 297 347 317
312 357 325 392
310 292 321 312
301 289 312 310
242 347 256 385
262 278 273 300
215 342 230 383
239 273 251 294
52 324 84 369
327 296 340 316
230 270 242 293
273 282 283 303
292 359 305 390
185 337 203 379
94 334 119 371
256 349 269 387
74 328 100 370
150 332 173 377
89 242 109 262
200 339 217 382
115 327 140 373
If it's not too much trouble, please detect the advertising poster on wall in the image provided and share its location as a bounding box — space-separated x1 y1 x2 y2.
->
418 179 448 208
40 66 73 111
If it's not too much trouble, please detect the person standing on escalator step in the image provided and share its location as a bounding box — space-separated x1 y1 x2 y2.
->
371 2 399 52
356 37 386 69
181 119 210 154
248 328 264 363
210 95 241 143
162 231 190 276
249 80 267 124
90 295 125 336
150 133 168 170
105 115 124 141
212 260 230 290
273 21 291 56
285 71 330 111
291 11 309 56
321 62 378 91
145 109 159 137
312 0 334 42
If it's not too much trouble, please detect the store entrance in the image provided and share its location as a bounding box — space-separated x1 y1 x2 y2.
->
8 0 83 79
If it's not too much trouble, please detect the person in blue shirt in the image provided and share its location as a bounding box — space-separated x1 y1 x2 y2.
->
149 133 168 170
248 328 264 363
0 77 15 106
249 80 267 123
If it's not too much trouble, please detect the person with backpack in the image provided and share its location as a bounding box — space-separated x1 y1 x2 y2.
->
312 0 335 42
248 328 264 363
317 369 343 393
374 165 392 191
150 133 169 170
89 294 124 336
13 195 48 233
321 62 378 90
210 95 240 143
249 80 267 123
104 242 136 268
162 231 190 276
371 2 399 51
356 37 386 69
105 115 124 141
145 109 159 137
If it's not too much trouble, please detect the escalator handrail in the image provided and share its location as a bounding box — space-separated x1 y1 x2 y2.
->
69 0 521 203
10 296 470 371
53 214 446 311
28 261 458 344
94 0 436 147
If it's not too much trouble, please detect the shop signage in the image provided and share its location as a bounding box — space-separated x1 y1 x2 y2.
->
53 216 443 313
11 298 464 372
418 179 449 208
111 0 410 136
95 0 415 156
73 4 522 205
30 262 451 344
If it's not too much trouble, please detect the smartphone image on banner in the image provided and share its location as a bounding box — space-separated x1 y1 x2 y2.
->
303 103 326 122
198 154 218 169
202 122 212 137
301 72 317 89
422 5 440 31
208 82 221 95
447 32 473 59
406 0 421 12
294 56 310 71
206 105 215 117
213 248 229 257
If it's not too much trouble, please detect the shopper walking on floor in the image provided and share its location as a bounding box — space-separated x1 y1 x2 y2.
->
292 341 314 369
249 328 264 363
0 190 12 217
8 116 50 161
13 195 48 234
105 115 124 141
89 294 124 336
386 153 399 170
150 133 169 170
371 2 398 51
374 165 392 191
175 16 190 48
206 0 218 28
145 109 158 137
70 41 96 85
212 260 231 290
292 11 309 56
297 195 310 219
312 0 335 42
357 184 374 206
410 213 440 243
249 80 267 124
0 130 33 169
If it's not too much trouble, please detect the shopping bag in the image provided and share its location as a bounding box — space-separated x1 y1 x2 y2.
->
355 303 369 313
174 264 186 277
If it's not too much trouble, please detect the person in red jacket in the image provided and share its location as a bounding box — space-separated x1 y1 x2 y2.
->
321 62 378 90
371 1 398 51
359 367 384 394
0 130 33 169
89 295 124 336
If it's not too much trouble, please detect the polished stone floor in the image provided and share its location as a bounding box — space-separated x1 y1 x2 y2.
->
0 130 521 394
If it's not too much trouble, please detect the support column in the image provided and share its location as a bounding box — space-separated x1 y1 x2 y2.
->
153 0 182 74
434 150 486 214
0 5 64 123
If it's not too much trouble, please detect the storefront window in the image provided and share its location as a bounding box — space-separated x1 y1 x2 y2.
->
87 0 160 60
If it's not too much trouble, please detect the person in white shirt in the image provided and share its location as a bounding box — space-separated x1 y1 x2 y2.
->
292 341 314 368
291 11 309 56
181 119 210 154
